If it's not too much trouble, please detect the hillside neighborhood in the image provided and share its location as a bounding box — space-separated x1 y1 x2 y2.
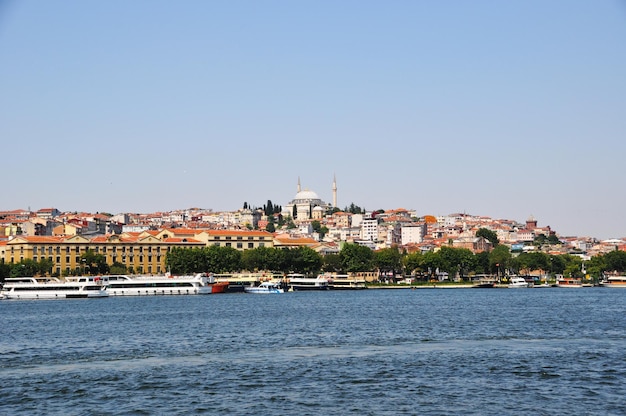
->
1 196 624 278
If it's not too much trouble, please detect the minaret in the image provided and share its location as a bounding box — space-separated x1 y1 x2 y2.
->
297 176 301 193
332 174 337 208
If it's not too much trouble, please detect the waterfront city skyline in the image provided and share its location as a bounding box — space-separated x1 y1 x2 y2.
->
1 1 625 240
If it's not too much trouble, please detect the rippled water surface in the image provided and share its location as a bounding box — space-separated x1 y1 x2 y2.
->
1 288 625 415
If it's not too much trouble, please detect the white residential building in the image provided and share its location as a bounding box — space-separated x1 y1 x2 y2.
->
401 223 427 245
360 217 379 241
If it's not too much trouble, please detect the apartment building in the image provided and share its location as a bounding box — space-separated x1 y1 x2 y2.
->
360 217 379 242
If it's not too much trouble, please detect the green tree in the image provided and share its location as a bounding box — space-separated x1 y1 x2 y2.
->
585 254 606 279
422 251 443 280
0 262 11 280
403 252 424 276
37 258 54 276
80 250 109 275
311 220 329 239
339 243 374 273
456 248 477 281
549 254 568 275
476 228 499 246
373 247 403 278
437 246 476 281
533 234 548 246
9 260 38 277
283 247 322 274
110 262 127 274
547 234 561 244
345 203 364 214
516 252 550 275
489 244 511 277
206 246 242 273
321 253 342 272
563 256 583 278
241 246 285 272
604 250 626 273
474 251 490 274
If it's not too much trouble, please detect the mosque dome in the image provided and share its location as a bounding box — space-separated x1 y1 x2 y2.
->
294 189 320 202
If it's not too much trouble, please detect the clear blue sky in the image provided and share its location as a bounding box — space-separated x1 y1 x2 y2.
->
1 1 625 240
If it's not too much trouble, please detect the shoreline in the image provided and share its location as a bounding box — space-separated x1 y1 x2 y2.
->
366 284 553 289
367 284 476 289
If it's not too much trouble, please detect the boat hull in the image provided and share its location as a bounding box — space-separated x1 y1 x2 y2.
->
330 283 367 290
210 282 229 294
244 288 284 294
290 285 329 291
2 289 108 299
600 283 626 288
471 282 496 289
106 287 211 296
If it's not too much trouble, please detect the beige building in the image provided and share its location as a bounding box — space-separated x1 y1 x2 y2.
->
0 228 274 276
154 228 274 250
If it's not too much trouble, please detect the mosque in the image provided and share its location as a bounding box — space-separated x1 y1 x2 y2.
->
282 176 337 221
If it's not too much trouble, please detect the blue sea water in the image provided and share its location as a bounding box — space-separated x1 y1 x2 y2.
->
1 288 625 415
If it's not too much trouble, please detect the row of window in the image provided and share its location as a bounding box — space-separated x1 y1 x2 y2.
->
212 242 265 249
212 236 266 240
16 245 167 254
29 255 162 265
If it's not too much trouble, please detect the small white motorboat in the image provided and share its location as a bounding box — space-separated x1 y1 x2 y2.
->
508 276 529 288
244 281 284 294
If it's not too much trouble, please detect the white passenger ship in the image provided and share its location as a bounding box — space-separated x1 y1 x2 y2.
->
287 274 330 291
104 273 223 296
324 274 367 290
0 276 109 299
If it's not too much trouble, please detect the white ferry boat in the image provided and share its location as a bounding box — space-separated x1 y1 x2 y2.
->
104 273 226 296
287 274 330 291
0 276 109 299
325 274 367 290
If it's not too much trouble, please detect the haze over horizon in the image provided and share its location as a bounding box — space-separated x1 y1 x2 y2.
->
1 1 625 240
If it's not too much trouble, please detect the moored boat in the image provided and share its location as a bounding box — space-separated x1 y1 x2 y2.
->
508 276 529 288
0 276 109 299
600 276 626 288
105 273 226 296
325 274 367 290
287 274 330 291
472 281 496 288
555 277 583 288
244 281 284 294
